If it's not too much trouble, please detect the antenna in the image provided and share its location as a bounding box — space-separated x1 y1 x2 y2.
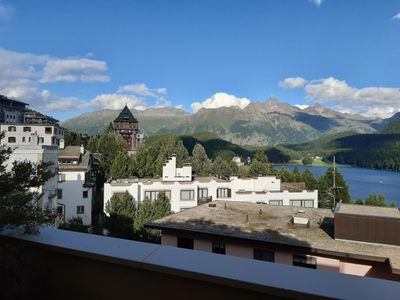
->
333 156 336 208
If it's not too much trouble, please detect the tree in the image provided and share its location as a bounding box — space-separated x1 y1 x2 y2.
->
191 143 211 176
318 167 351 208
248 159 269 177
292 166 303 182
238 165 250 178
277 167 294 182
255 149 268 164
354 199 364 205
105 191 135 239
0 133 56 234
110 151 132 179
364 194 388 207
302 155 313 165
302 169 318 190
211 156 235 179
97 131 127 177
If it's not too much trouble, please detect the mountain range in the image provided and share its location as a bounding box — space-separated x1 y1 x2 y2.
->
61 98 395 146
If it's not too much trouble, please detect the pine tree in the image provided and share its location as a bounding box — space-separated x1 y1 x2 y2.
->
97 131 127 177
302 169 318 190
292 166 303 182
191 143 211 176
0 133 56 234
105 191 135 239
318 167 351 208
255 149 268 164
110 151 131 179
211 156 234 179
364 194 388 207
248 159 269 177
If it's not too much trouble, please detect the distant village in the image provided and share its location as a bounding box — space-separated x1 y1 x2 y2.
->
2 94 400 283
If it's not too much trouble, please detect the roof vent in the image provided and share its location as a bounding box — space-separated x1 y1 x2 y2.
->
292 217 309 227
297 209 306 214
208 203 216 208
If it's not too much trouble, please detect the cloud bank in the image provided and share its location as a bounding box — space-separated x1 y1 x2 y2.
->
191 92 251 112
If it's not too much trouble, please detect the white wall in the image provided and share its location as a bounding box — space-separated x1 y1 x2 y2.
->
0 124 64 147
162 156 192 182
58 170 93 225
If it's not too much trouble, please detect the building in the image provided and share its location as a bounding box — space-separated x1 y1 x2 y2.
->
146 201 400 282
0 123 66 148
24 109 60 125
0 95 28 123
104 155 318 213
4 134 59 211
57 145 96 225
113 105 144 153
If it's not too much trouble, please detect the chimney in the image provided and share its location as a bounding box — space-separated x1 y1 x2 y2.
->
80 144 84 154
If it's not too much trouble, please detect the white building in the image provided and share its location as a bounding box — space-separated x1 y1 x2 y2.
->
104 155 318 213
0 123 65 148
57 145 96 225
5 134 59 211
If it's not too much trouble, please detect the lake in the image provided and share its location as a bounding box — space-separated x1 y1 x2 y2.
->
275 165 400 206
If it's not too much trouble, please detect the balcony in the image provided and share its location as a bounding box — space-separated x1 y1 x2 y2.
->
1 227 399 299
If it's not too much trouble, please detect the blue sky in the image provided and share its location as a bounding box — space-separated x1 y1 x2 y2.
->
0 0 400 120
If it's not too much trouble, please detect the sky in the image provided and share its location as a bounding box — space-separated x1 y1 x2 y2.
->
0 0 400 120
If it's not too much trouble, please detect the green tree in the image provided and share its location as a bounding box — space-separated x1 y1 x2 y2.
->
277 167 295 182
292 166 303 182
191 143 211 176
211 156 235 179
97 131 127 177
248 159 269 177
302 169 318 190
105 191 135 239
354 199 364 205
364 194 388 207
110 151 132 179
238 165 250 178
318 167 351 208
302 155 313 165
255 149 268 164
0 133 56 234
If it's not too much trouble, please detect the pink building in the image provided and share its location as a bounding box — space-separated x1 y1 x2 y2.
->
146 201 400 282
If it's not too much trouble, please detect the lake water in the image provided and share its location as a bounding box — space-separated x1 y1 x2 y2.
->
276 165 400 206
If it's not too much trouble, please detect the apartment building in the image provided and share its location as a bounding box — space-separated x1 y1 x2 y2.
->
0 95 27 123
104 155 318 213
146 201 400 282
57 145 96 225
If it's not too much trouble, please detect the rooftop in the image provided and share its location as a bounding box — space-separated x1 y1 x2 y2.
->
147 201 400 274
114 105 138 123
59 146 81 159
59 146 91 170
335 203 400 219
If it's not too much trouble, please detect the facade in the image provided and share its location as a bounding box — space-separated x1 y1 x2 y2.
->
24 109 60 125
113 105 144 153
0 123 65 148
146 201 400 282
0 95 27 123
104 155 318 213
57 145 96 225
5 137 59 211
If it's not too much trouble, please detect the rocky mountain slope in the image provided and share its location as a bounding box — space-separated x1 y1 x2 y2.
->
62 98 387 146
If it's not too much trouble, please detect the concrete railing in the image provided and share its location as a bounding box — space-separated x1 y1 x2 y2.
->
1 227 400 299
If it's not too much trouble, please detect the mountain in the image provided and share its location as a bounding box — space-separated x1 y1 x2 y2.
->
381 113 400 134
62 98 384 146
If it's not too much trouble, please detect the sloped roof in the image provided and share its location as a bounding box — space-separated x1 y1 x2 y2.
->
114 105 138 123
59 146 81 159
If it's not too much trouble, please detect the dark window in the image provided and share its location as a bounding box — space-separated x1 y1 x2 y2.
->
45 127 52 134
198 188 208 199
217 188 231 198
77 205 84 214
57 189 62 199
8 137 16 143
293 255 317 269
22 137 26 142
8 126 16 132
212 241 226 255
23 126 31 132
38 137 44 143
57 206 63 215
82 190 88 198
177 237 194 250
254 249 275 262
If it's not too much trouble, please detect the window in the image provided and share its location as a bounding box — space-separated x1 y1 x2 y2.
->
57 189 63 199
8 126 16 132
290 200 314 208
57 206 63 215
58 174 66 182
83 190 88 198
269 200 283 206
8 137 16 143
217 188 231 198
198 188 208 199
144 190 171 201
77 205 85 214
293 255 317 269
212 241 226 255
45 127 52 134
23 126 31 132
38 137 44 143
180 190 194 201
22 137 26 142
254 249 275 262
177 237 194 250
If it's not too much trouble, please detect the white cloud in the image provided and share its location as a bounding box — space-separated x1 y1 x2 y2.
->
279 77 307 89
191 92 251 112
310 0 324 6
296 77 400 118
83 93 147 111
0 2 14 21
294 104 309 110
40 58 109 83
118 83 167 97
392 12 400 20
